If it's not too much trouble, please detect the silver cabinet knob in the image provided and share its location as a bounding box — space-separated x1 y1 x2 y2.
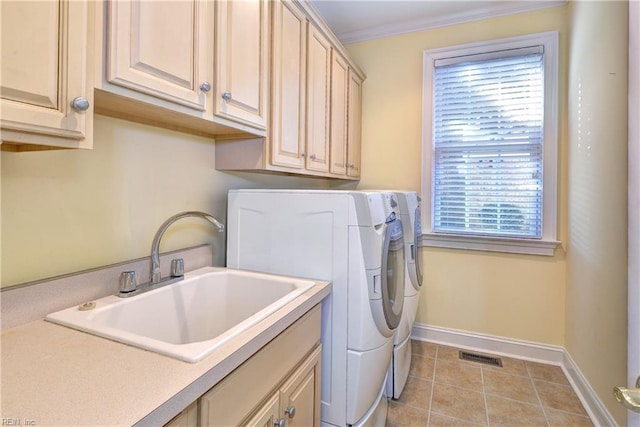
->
284 406 296 419
200 81 211 93
309 154 317 160
71 96 90 112
301 152 307 158
274 418 286 427
222 91 232 101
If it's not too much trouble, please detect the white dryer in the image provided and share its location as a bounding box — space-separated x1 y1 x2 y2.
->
385 191 424 399
226 190 405 426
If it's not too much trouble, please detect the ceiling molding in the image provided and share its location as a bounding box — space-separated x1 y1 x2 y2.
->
337 1 567 45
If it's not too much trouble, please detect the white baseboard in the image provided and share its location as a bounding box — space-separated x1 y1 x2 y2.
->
411 323 617 427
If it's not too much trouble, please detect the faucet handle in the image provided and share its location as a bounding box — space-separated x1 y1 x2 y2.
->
171 258 184 277
119 271 137 294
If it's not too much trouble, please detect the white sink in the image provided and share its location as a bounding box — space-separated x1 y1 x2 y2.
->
45 267 315 362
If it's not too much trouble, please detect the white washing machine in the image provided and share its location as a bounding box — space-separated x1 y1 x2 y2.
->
226 190 405 426
384 191 424 399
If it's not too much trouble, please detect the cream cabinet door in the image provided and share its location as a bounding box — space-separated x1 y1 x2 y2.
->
305 25 331 173
215 0 269 130
271 0 307 169
279 346 321 427
0 0 93 149
164 401 198 427
329 52 349 176
243 393 281 427
347 70 363 178
106 0 209 112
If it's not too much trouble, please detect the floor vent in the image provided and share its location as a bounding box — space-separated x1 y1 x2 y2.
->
459 351 503 367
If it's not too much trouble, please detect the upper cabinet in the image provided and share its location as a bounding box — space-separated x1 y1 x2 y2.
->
105 0 209 113
0 0 94 151
0 0 364 177
270 0 307 169
327 52 364 180
305 24 332 173
216 0 366 181
95 0 265 138
329 51 349 176
214 0 269 130
347 70 363 179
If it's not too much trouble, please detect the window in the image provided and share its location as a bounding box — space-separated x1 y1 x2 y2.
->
421 32 560 256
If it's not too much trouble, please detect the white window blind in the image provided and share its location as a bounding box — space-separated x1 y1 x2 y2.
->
432 48 545 239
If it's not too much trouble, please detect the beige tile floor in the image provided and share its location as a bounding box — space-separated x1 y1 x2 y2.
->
386 340 594 427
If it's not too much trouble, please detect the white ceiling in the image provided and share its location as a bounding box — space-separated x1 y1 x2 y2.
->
309 0 566 44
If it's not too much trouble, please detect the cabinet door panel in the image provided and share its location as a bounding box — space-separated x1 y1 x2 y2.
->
347 71 363 178
280 346 321 427
330 52 349 175
215 0 268 129
164 401 198 427
133 2 193 86
107 0 206 111
243 393 280 427
271 1 306 168
306 26 331 173
1 0 92 145
1 1 58 109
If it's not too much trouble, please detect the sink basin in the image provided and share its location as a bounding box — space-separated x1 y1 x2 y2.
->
45 267 315 362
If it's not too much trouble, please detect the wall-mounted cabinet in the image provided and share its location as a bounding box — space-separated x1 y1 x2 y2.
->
305 24 332 173
215 0 366 181
214 0 269 130
347 70 363 179
0 0 363 175
328 56 362 179
329 51 349 176
270 0 307 170
0 0 94 151
94 0 266 139
105 0 209 113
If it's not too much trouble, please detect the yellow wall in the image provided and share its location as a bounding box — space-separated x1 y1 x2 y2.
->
347 6 570 345
1 116 329 287
566 1 628 423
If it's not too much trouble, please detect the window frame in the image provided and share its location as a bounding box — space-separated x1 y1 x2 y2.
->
421 31 561 256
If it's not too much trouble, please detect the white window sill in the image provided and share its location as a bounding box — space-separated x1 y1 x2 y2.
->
419 232 561 256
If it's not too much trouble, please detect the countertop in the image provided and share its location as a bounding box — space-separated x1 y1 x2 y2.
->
1 278 331 426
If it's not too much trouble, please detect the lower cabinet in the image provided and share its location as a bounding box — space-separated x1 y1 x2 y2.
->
278 347 320 427
165 401 198 427
164 305 321 427
229 346 321 427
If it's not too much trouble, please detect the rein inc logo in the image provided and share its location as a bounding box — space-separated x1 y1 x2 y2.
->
2 419 35 426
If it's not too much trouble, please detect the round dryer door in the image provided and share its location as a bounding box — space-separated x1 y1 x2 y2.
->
381 216 405 330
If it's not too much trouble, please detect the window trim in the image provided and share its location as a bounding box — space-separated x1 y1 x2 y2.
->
421 31 561 256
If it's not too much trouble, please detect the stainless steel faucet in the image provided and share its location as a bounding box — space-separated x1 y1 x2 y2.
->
118 211 224 297
150 211 224 284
